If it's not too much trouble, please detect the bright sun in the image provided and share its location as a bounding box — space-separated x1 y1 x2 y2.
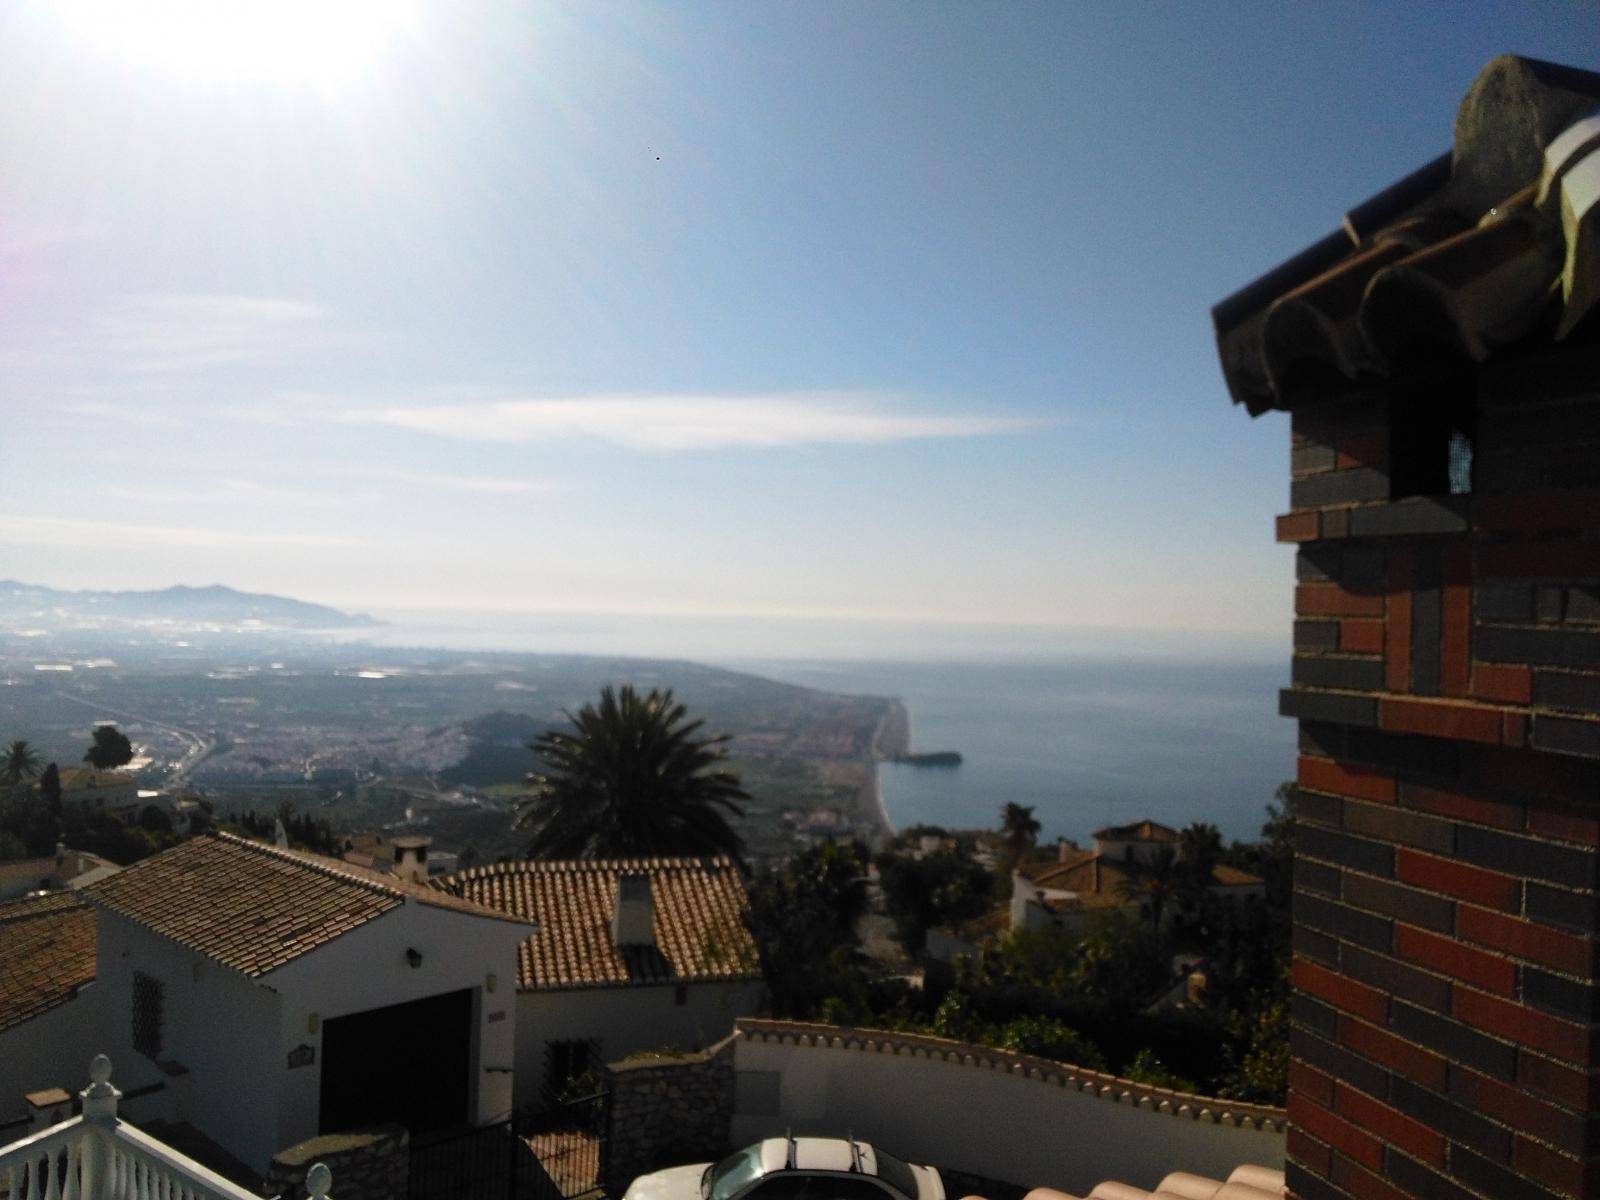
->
58 0 422 89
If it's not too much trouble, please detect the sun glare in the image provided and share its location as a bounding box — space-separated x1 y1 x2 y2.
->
57 0 422 89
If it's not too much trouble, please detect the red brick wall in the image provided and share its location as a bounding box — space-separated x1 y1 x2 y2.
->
1275 335 1600 1200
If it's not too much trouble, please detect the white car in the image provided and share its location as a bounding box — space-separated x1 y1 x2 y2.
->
624 1137 946 1200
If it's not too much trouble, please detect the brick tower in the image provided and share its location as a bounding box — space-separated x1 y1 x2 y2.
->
1214 57 1600 1200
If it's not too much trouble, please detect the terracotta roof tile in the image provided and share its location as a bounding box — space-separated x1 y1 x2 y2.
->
0 892 95 1032
436 858 762 992
1215 56 1600 414
1091 820 1180 843
86 833 529 978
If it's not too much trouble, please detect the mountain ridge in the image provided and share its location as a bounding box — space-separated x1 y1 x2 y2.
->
0 579 380 629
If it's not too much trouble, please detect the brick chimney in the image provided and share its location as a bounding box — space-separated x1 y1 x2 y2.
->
612 873 654 948
1215 56 1600 1200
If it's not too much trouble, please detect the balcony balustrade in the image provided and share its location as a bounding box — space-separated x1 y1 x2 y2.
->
0 1057 330 1200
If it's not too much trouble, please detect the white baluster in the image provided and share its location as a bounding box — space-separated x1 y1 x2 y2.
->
62 1138 81 1200
306 1162 333 1200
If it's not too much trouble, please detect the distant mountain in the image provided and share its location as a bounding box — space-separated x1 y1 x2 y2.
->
0 580 380 630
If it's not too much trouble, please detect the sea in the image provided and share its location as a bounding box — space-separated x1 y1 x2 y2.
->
724 657 1294 845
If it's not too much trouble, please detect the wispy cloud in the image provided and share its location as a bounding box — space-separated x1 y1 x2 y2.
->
0 515 359 550
341 393 1042 451
99 294 335 373
349 467 558 494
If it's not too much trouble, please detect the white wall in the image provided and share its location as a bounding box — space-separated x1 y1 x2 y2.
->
515 981 763 1110
267 900 528 1155
95 910 284 1172
0 985 109 1124
729 1029 1284 1197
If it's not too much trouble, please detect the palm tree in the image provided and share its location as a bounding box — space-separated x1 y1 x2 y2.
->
516 685 748 862
999 802 1042 858
1119 844 1180 928
2 740 40 786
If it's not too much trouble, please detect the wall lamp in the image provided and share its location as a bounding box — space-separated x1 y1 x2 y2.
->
405 947 423 969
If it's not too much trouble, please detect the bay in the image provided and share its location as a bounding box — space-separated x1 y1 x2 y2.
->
724 656 1295 845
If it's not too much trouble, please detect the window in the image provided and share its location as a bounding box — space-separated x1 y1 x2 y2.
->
132 971 163 1059
543 1038 601 1104
1390 354 1476 498
674 983 688 1006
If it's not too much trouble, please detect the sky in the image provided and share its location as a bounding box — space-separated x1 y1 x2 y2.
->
1 2 1594 660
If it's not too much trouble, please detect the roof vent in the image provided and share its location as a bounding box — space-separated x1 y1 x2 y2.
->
613 873 655 949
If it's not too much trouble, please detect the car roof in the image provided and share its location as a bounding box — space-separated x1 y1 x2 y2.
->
755 1138 882 1178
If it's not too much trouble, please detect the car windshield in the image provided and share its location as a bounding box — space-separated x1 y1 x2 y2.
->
873 1151 920 1200
704 1147 766 1200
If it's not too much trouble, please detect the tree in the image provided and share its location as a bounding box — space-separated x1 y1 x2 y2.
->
2 740 40 786
516 685 748 861
745 841 870 1015
999 803 1042 858
1174 821 1224 919
85 725 134 770
876 848 995 951
1118 843 1181 928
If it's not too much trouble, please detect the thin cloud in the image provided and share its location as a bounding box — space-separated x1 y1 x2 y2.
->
343 393 1043 451
349 467 558 494
100 294 335 373
0 515 359 550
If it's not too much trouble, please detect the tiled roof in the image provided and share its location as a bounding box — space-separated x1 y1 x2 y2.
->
58 768 137 793
0 891 95 1033
1091 820 1179 843
86 833 530 978
1029 852 1262 906
436 857 762 992
1215 56 1600 415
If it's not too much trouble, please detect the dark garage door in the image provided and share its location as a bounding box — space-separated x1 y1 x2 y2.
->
320 988 473 1136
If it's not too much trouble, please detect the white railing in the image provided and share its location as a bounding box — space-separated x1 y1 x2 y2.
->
0 1058 331 1200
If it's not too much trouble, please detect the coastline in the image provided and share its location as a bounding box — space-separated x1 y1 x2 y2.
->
864 698 910 840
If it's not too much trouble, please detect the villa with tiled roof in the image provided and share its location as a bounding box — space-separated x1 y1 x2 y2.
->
1011 822 1265 935
435 856 765 1108
2 831 531 1173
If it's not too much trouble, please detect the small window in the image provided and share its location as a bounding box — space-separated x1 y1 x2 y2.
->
674 984 688 1006
1390 354 1476 498
132 972 163 1059
543 1038 601 1104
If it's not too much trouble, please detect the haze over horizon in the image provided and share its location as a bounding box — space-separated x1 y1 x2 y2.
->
3 3 1592 659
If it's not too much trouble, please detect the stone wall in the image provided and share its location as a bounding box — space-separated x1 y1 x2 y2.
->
604 1037 736 1196
265 1125 408 1200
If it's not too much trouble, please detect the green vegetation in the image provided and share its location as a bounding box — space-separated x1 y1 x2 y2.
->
516 685 749 861
747 793 1295 1104
999 802 1041 860
746 840 870 1016
85 724 134 769
3 740 40 786
876 848 996 950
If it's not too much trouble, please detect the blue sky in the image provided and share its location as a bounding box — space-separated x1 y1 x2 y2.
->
1 3 1593 658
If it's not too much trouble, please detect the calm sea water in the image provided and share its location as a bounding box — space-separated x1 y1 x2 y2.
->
724 657 1295 844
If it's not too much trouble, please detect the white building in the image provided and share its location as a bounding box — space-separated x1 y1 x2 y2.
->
0 891 99 1131
56 770 142 819
5 832 533 1176
436 857 766 1110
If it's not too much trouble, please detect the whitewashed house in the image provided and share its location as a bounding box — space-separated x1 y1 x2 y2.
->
4 832 534 1176
436 857 765 1110
0 892 100 1130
